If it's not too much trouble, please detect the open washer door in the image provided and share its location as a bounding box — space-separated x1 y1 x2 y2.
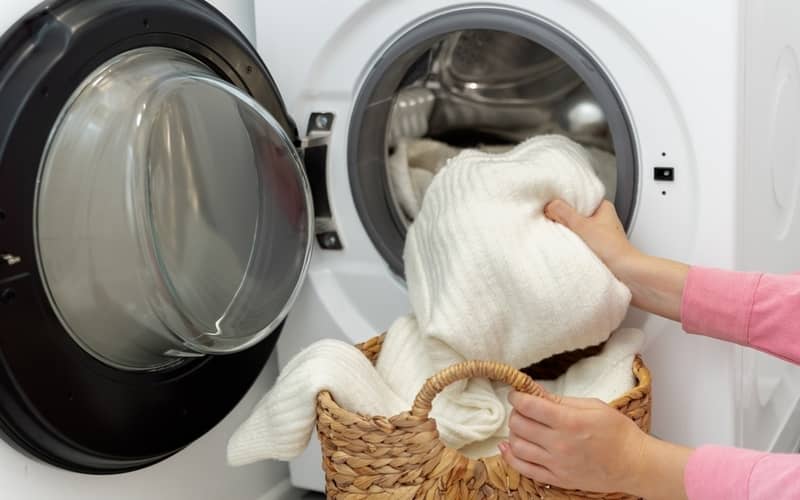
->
0 0 312 473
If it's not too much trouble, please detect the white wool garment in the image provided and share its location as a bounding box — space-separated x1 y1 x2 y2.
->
387 139 505 220
403 138 464 172
404 135 631 372
456 327 645 459
388 137 617 221
387 140 438 220
227 316 514 465
225 313 642 465
587 146 617 202
375 315 508 451
227 339 407 465
456 327 644 459
537 328 645 404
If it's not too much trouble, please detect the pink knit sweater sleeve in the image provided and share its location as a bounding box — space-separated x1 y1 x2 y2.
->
680 266 800 500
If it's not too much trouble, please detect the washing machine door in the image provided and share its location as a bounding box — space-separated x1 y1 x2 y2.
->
0 0 311 473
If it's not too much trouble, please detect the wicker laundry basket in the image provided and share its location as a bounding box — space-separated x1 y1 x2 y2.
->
315 334 652 499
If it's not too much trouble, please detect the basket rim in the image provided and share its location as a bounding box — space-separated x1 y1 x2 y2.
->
316 343 651 431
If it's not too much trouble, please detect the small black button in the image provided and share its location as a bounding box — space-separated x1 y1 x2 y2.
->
317 231 343 250
654 167 674 181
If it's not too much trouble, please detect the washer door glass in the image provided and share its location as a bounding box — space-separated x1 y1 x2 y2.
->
35 47 313 371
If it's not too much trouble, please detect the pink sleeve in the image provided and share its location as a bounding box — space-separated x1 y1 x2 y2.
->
680 267 800 499
685 446 800 500
681 266 800 364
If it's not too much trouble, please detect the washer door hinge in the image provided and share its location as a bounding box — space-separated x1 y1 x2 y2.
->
299 112 341 250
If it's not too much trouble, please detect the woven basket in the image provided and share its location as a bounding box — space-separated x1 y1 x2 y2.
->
316 334 652 499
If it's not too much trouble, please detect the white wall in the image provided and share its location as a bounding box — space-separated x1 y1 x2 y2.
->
208 0 257 44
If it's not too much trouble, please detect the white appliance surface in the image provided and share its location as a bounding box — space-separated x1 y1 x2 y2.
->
254 0 800 492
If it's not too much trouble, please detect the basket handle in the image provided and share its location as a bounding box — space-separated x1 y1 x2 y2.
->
410 360 546 418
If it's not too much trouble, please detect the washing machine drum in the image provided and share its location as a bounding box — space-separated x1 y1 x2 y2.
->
0 0 311 472
348 12 638 277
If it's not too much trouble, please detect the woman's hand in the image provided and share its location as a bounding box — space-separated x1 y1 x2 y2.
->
544 199 640 276
499 390 691 500
545 199 689 321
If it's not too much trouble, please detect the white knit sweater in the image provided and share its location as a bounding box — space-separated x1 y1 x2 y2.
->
404 135 631 371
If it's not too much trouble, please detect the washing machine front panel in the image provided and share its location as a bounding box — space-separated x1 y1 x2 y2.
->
0 0 311 474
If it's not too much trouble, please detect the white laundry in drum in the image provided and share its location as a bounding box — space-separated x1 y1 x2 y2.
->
227 135 641 466
388 134 617 222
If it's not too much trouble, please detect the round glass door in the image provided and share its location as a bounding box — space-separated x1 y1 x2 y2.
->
35 47 313 371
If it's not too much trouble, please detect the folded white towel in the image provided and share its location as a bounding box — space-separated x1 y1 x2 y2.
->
227 135 639 466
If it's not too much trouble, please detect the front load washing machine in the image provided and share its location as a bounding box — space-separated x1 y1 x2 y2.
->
0 0 315 498
253 0 800 492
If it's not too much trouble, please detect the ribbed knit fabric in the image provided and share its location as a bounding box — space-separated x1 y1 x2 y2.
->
388 137 617 221
227 339 407 464
375 315 509 451
404 135 631 372
227 135 637 466
388 138 510 221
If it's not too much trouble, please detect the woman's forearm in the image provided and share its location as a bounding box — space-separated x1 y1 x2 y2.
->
624 435 692 500
616 253 690 321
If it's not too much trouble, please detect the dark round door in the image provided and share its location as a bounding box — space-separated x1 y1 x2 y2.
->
0 0 311 473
